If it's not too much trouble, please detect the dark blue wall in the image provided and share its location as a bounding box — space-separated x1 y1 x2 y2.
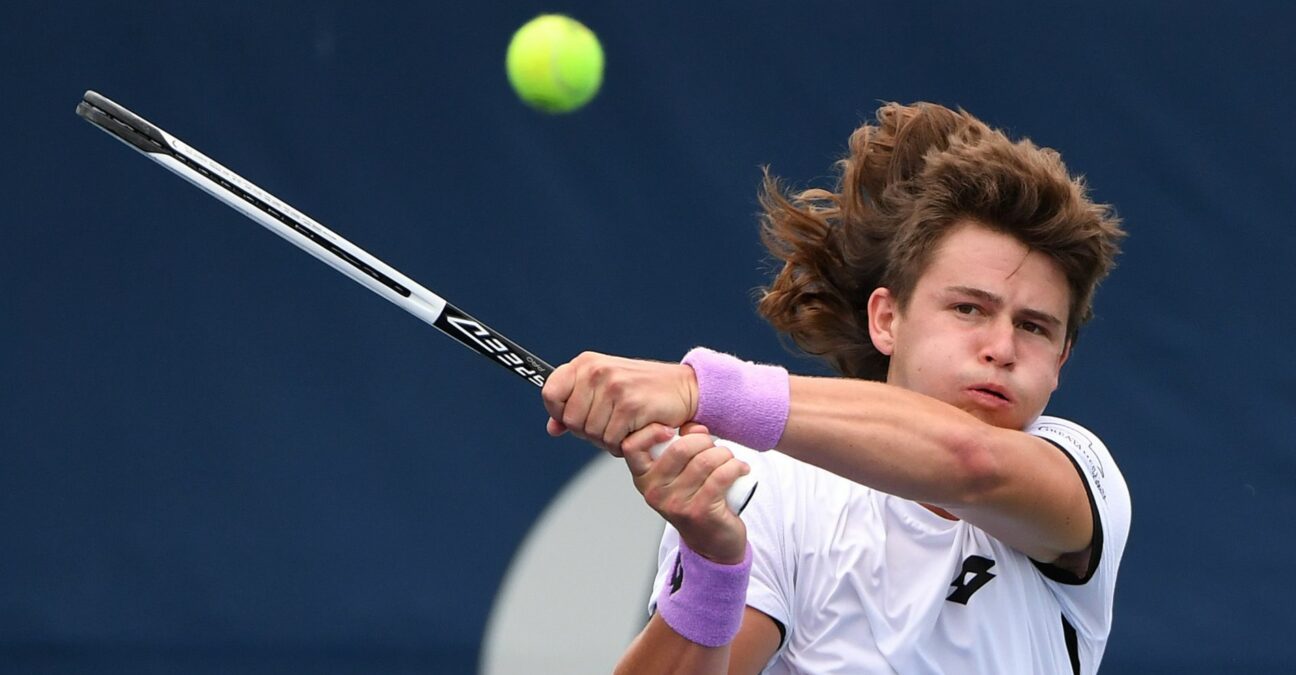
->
4 1 1293 672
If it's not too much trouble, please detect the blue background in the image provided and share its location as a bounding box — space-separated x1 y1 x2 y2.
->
4 1 1293 672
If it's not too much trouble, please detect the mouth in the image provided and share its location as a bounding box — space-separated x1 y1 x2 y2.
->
967 385 1012 406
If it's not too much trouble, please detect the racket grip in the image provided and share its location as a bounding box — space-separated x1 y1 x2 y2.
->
649 434 759 515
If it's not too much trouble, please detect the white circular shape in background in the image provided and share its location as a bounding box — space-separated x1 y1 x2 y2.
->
479 453 664 673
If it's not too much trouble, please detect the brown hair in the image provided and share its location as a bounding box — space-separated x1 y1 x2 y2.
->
757 102 1125 380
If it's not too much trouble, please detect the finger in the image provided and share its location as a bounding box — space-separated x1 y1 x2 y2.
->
591 361 640 451
671 445 737 498
643 446 746 529
558 362 596 441
622 423 675 459
540 363 575 423
586 386 619 451
604 397 643 454
621 442 651 476
644 433 715 489
623 425 683 476
546 417 567 438
695 456 752 511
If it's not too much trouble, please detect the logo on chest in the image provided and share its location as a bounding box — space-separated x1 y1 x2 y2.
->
946 555 996 605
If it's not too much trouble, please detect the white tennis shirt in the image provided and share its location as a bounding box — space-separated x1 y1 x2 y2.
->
649 416 1130 674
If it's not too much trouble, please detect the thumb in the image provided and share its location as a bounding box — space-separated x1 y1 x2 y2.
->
679 421 710 437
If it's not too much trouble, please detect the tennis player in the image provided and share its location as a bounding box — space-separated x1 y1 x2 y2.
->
542 102 1129 674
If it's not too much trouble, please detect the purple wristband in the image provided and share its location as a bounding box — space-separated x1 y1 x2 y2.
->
683 347 790 451
656 541 752 647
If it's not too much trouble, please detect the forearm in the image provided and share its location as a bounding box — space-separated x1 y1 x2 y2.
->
617 608 780 675
780 375 998 508
615 615 731 675
778 374 1091 560
618 537 778 675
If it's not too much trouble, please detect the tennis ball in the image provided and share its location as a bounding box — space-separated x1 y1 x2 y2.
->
506 14 604 114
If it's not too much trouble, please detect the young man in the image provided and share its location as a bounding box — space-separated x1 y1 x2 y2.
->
541 102 1129 674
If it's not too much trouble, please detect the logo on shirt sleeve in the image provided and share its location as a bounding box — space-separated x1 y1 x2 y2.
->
1033 421 1107 502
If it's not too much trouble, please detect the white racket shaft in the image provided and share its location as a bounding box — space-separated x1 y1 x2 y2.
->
77 90 760 514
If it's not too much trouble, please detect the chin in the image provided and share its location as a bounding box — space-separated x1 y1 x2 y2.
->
962 406 1024 430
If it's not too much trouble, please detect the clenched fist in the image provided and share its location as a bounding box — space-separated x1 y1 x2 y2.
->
541 351 699 455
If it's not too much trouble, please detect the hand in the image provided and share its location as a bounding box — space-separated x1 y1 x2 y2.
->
622 423 749 564
541 351 699 455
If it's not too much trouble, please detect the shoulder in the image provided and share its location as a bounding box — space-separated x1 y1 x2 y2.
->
1026 415 1127 509
1026 415 1131 587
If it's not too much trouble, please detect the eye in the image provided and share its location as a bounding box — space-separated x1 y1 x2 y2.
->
1018 321 1049 337
953 303 981 316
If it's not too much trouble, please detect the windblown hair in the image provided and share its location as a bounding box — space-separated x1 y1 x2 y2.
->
757 102 1125 381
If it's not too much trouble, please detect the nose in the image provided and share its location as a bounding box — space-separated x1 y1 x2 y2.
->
979 319 1017 367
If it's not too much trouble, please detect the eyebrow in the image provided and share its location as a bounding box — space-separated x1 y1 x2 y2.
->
945 285 1064 329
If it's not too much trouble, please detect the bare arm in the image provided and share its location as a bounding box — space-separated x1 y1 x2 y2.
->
615 608 782 675
781 375 1092 565
541 351 1093 563
551 416 777 672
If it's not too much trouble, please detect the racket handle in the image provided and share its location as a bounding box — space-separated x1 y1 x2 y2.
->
649 434 759 515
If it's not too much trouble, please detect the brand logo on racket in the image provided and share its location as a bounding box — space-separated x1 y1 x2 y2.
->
444 315 546 386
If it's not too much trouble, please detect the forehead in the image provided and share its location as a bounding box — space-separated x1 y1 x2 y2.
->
918 222 1070 312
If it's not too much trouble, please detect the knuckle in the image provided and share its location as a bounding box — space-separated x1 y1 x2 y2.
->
561 411 582 429
642 485 670 511
691 452 720 476
662 441 691 464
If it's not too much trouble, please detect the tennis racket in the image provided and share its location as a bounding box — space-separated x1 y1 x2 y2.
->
75 90 758 514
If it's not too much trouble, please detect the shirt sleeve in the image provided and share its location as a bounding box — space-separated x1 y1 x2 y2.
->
646 443 795 646
1026 415 1132 638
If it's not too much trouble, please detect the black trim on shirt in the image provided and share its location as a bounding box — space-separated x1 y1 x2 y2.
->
1030 438 1104 585
1062 613 1081 675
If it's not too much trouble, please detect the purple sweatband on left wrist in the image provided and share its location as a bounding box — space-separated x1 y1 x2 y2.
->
655 540 752 647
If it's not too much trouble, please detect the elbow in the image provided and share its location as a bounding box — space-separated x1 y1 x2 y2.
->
945 424 1005 506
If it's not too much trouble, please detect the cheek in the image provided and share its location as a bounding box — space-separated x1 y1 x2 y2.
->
1021 357 1064 407
1041 348 1065 391
902 335 960 387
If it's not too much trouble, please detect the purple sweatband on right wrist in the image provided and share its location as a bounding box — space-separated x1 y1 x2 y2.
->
656 541 752 647
683 347 790 451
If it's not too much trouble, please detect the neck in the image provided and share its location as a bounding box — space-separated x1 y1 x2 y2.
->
922 503 959 520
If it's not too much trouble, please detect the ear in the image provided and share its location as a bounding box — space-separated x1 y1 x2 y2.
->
1058 339 1072 369
867 287 899 356
1049 339 1073 392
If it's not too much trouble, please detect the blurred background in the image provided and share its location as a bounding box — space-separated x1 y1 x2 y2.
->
3 1 1293 672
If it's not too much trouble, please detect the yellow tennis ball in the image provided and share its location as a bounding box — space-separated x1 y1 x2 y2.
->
506 14 604 114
